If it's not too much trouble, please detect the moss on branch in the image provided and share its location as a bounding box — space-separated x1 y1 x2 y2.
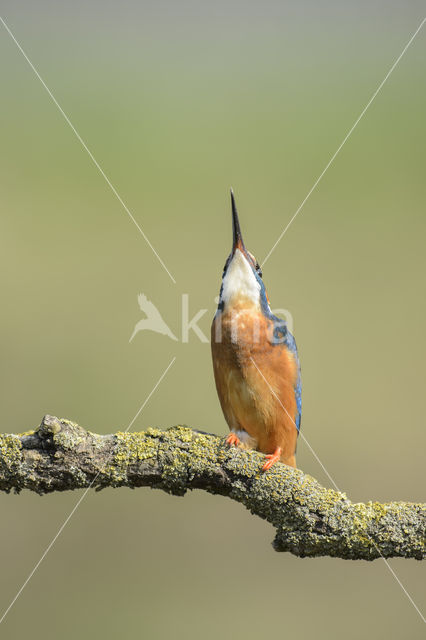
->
0 415 424 560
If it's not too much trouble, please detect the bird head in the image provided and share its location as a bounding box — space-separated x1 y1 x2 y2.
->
217 190 270 315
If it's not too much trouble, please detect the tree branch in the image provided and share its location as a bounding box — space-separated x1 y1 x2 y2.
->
0 415 424 560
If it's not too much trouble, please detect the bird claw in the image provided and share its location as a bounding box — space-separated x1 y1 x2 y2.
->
262 447 282 472
226 433 241 447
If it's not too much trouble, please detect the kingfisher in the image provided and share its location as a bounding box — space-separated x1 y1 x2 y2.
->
211 190 301 470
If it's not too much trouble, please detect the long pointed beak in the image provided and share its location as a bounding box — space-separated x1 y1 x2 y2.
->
230 188 246 254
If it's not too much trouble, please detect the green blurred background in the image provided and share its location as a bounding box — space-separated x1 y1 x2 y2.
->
1 1 425 638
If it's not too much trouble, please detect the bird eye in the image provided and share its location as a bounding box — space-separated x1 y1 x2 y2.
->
247 251 262 278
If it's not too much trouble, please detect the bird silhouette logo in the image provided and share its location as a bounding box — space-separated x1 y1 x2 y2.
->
129 294 178 342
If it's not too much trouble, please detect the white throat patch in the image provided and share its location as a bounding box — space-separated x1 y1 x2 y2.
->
220 249 260 309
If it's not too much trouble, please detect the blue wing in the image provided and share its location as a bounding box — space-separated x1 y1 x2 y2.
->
254 272 302 432
272 317 302 433
294 367 302 433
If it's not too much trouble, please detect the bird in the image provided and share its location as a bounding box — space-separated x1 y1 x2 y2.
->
211 190 301 470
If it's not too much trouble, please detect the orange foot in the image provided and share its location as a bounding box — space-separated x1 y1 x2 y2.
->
226 432 241 447
262 447 282 472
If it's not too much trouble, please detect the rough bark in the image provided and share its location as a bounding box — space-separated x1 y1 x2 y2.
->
0 415 424 561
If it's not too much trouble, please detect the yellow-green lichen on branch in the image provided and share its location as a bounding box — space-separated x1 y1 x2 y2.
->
0 433 23 474
0 415 424 560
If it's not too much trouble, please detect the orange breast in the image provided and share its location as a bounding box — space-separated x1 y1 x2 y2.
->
211 307 298 464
